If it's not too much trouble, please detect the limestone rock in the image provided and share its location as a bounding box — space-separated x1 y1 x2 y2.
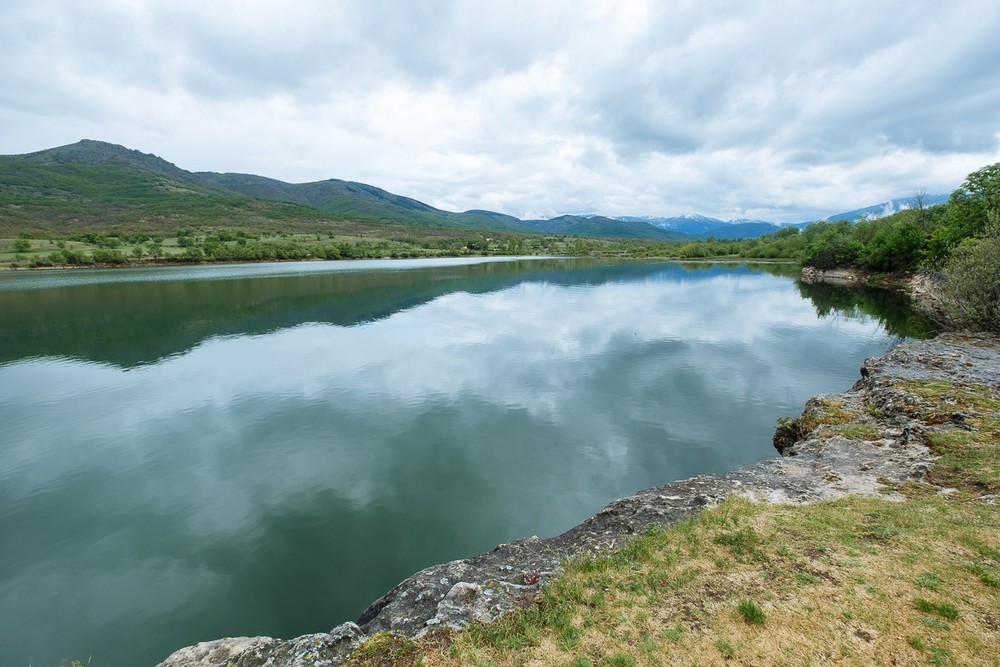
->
156 637 275 667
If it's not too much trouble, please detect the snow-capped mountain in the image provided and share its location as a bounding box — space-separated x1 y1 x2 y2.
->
824 194 950 222
615 215 783 239
551 192 951 240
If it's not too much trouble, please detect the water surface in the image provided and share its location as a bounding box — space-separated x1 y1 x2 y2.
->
0 258 924 666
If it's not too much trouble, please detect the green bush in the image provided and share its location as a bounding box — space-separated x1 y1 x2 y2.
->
941 216 1000 331
91 248 127 264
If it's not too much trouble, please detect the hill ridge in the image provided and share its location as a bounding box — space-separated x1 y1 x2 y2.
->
0 139 951 240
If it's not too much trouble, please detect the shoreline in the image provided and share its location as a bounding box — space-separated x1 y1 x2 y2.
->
0 254 800 272
156 332 1000 667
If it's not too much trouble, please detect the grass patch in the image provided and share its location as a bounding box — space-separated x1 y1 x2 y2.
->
928 645 954 666
737 599 766 625
602 653 636 667
418 493 1000 667
890 380 1000 496
346 632 420 667
712 527 765 560
916 572 943 590
713 639 735 659
807 398 857 427
796 571 822 584
774 396 867 449
914 598 961 620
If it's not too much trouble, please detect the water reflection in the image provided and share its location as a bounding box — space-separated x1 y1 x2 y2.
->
0 259 923 667
795 279 936 339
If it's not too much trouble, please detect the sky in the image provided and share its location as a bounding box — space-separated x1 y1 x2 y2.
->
1 0 999 223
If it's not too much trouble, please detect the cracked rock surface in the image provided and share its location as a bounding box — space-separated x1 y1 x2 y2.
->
155 333 1000 667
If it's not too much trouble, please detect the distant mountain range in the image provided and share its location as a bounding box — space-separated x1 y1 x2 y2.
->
611 214 790 240
823 194 950 222
0 140 949 240
585 194 950 238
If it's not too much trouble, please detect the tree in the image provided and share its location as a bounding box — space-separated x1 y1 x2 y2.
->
961 162 1000 213
925 162 1000 265
911 188 931 232
12 238 31 253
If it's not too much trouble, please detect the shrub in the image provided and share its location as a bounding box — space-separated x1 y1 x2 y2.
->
941 215 1000 331
91 248 127 264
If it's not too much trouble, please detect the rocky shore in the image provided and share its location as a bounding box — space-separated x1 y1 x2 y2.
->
156 333 1000 667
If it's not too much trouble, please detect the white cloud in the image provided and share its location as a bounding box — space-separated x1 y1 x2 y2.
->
1 0 998 222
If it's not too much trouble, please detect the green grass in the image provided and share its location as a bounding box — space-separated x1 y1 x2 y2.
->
896 380 1000 497
345 632 420 667
412 492 998 666
917 572 944 590
737 599 767 625
713 639 736 658
914 598 961 620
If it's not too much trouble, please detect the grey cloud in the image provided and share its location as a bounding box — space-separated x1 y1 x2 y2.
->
579 1 999 166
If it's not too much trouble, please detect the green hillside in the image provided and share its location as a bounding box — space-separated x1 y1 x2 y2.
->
0 149 340 236
0 141 710 268
0 140 690 241
191 172 507 229
0 140 513 236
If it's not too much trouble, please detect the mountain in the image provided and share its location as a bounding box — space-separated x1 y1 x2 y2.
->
614 215 783 239
517 215 691 241
2 140 523 233
0 140 952 242
191 172 518 229
19 138 192 179
823 194 950 222
0 139 693 240
613 192 950 238
462 209 524 226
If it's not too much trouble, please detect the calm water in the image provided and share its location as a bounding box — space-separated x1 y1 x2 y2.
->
0 258 926 667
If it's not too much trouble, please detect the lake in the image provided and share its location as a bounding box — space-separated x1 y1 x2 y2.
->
0 257 928 667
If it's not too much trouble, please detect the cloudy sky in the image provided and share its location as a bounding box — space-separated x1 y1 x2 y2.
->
2 0 998 222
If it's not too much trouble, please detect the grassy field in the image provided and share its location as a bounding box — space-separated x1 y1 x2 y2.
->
344 377 1000 667
0 231 770 269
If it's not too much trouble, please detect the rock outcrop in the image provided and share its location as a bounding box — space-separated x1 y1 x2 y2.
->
907 271 953 324
800 266 868 284
155 333 1000 667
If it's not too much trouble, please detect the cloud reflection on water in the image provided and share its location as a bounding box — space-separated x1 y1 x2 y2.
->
0 265 898 667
